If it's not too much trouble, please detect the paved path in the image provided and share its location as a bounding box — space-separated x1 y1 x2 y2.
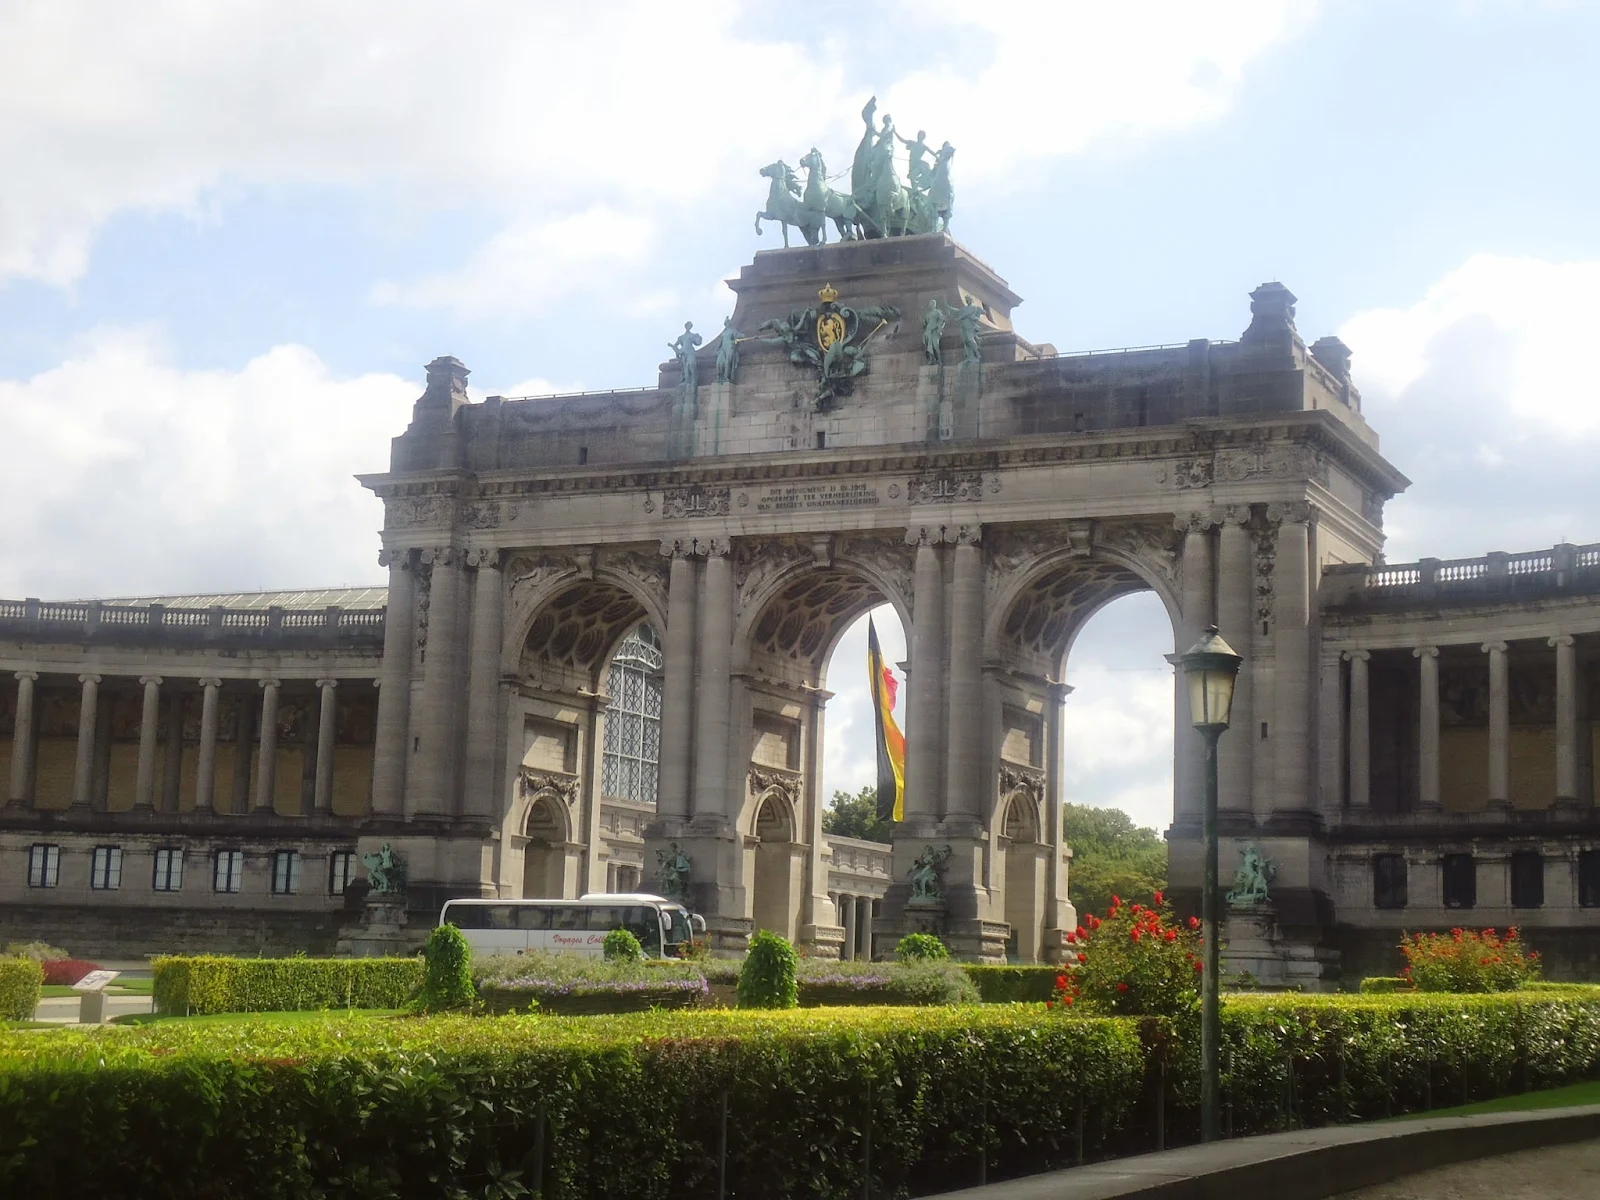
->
33 993 153 1024
1332 1136 1600 1198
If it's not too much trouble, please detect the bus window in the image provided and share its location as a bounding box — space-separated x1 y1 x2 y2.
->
552 905 585 931
622 906 661 952
488 907 517 931
516 907 551 931
446 905 491 930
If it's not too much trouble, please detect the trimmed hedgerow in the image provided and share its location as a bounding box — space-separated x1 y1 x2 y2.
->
151 956 423 1016
0 1006 1145 1199
475 951 710 1015
963 965 1062 1004
797 961 979 1007
1359 976 1411 994
0 958 43 1022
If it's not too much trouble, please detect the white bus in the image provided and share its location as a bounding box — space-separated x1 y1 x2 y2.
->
438 893 704 959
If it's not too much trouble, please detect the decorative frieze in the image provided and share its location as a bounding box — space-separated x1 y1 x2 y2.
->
907 471 986 504
749 765 802 809
520 766 580 806
662 485 731 519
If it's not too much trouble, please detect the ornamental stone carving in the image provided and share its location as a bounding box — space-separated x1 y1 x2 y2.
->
1214 445 1329 487
734 538 812 599
749 765 801 809
907 471 985 504
507 554 580 597
601 548 670 610
1170 458 1213 489
520 766 580 807
662 485 731 519
388 496 450 528
999 762 1045 806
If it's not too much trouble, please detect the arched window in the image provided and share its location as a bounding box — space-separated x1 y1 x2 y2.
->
601 624 662 803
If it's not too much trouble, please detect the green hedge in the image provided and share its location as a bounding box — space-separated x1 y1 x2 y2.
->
798 962 979 1007
151 956 423 1015
0 959 44 1022
479 979 711 1015
963 964 1062 1003
0 1007 1145 1198
1359 976 1411 994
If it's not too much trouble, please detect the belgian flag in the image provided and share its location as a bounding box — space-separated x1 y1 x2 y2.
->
867 617 906 823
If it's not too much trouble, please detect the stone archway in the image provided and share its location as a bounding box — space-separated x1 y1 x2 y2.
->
521 789 572 898
999 782 1048 962
748 786 801 940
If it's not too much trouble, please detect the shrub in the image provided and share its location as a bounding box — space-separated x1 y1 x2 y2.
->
3 942 68 963
603 928 645 963
797 960 979 1007
40 959 102 987
1053 891 1200 1018
151 956 422 1015
475 951 709 1015
1401 928 1540 993
739 930 799 1009
416 925 476 1012
895 933 949 962
962 965 1062 1004
1359 976 1412 995
0 1006 1146 1197
0 958 43 1021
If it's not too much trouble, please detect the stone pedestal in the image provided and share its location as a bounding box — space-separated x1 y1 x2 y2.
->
798 923 847 960
337 896 422 958
1223 903 1340 991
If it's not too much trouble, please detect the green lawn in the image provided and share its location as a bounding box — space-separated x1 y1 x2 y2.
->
40 978 154 999
111 1008 401 1027
1404 1080 1600 1118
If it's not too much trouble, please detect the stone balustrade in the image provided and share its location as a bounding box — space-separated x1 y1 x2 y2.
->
0 598 385 647
1322 543 1600 608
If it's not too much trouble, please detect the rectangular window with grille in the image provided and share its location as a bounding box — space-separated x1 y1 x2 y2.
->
1510 852 1544 909
601 625 663 804
1442 853 1476 909
90 845 123 890
271 850 302 895
1373 853 1407 910
27 843 61 888
152 848 184 892
1582 850 1600 909
329 850 357 896
213 849 244 893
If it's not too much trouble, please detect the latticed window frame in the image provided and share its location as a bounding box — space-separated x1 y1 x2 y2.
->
601 624 663 805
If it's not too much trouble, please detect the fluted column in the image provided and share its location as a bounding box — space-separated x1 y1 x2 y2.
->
8 671 37 806
1485 641 1510 803
463 549 506 819
657 542 697 823
371 549 415 816
1416 647 1441 810
71 673 100 810
1345 651 1370 809
134 675 163 809
194 677 221 813
1216 509 1254 814
410 546 463 817
944 526 984 819
314 678 338 813
693 541 733 820
904 531 944 819
1175 515 1214 821
1270 503 1313 813
1551 635 1578 801
253 679 281 812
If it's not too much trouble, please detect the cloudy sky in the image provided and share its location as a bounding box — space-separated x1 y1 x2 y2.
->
3 1 1597 832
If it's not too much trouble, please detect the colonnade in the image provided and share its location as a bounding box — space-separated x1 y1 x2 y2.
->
1342 633 1587 809
829 891 878 961
6 668 359 813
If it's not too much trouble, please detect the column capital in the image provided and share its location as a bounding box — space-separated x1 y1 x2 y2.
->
13 670 38 682
905 523 942 547
1217 503 1252 528
139 675 163 687
258 677 282 689
1265 500 1314 525
1482 640 1509 655
315 677 339 690
378 547 416 570
1173 510 1212 534
78 673 101 685
465 547 503 569
197 676 223 688
952 523 982 546
1549 634 1576 649
418 545 458 566
1413 646 1439 660
1342 649 1370 662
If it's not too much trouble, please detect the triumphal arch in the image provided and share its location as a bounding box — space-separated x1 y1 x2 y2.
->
357 215 1397 960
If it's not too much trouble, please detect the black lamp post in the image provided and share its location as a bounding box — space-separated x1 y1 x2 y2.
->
1168 625 1242 1143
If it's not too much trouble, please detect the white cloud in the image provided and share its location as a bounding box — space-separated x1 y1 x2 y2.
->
1339 254 1600 559
0 0 1310 304
0 329 414 597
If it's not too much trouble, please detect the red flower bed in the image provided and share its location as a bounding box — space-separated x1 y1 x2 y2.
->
1049 891 1202 1017
1401 927 1539 993
41 959 103 986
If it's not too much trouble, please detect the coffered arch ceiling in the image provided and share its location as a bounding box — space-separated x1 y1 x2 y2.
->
520 582 648 682
747 570 886 678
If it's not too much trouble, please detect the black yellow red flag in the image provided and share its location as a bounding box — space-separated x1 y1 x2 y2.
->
867 617 906 823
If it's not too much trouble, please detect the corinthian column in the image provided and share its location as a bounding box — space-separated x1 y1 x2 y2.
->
71 673 101 810
944 525 984 819
1269 503 1313 814
693 541 733 820
656 542 696 823
904 529 943 820
1416 647 1440 810
1551 635 1578 802
410 546 463 817
194 677 221 813
134 675 163 810
463 549 506 819
8 671 37 806
252 679 281 812
1344 651 1370 809
371 549 415 816
313 678 338 813
1484 641 1510 803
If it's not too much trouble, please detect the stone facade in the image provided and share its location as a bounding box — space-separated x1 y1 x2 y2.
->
3 232 1597 975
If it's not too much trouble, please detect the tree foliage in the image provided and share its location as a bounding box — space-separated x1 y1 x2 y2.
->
822 785 892 843
1063 803 1167 921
